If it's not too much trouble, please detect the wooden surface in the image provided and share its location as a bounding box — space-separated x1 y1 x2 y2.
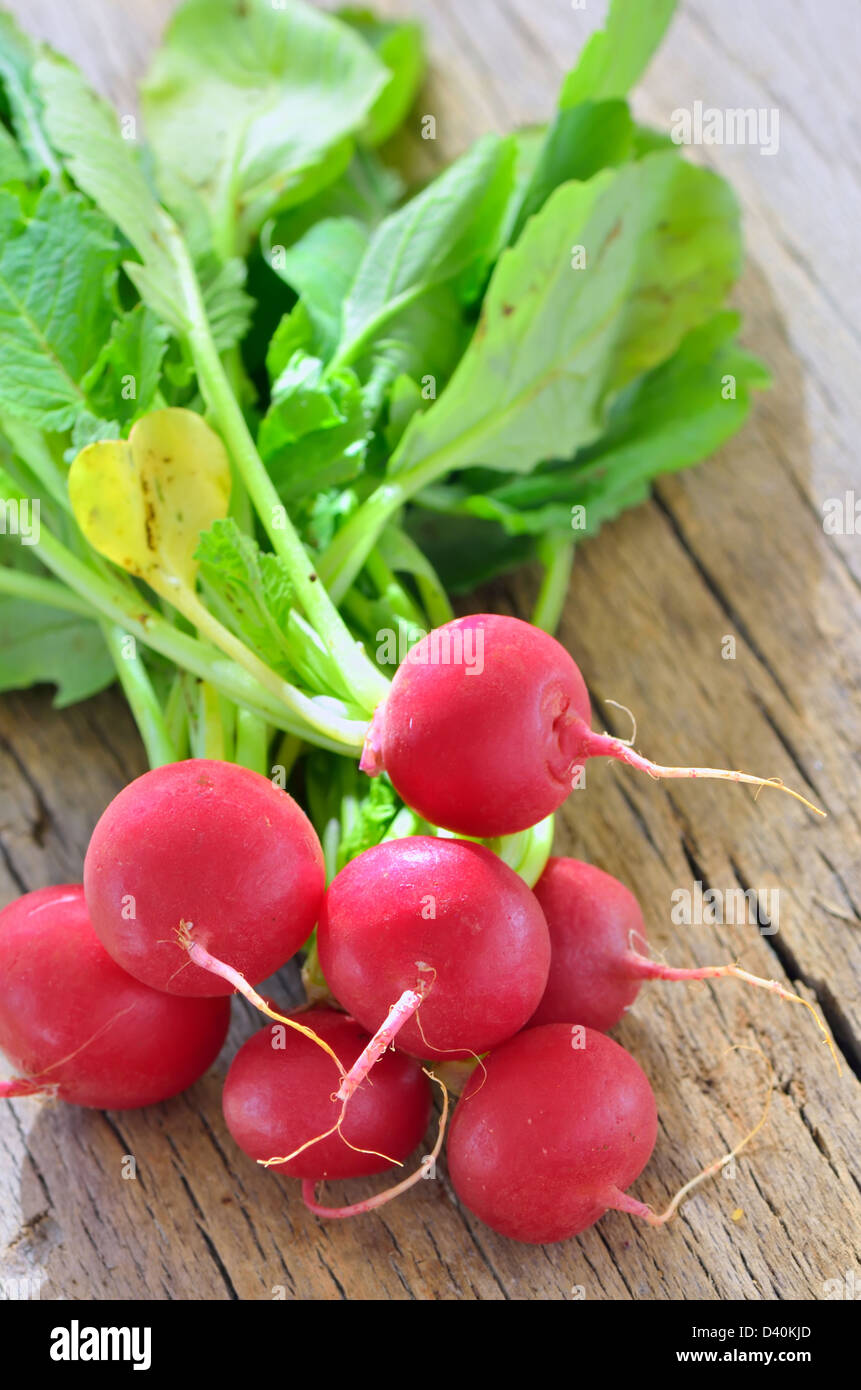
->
1 0 859 1302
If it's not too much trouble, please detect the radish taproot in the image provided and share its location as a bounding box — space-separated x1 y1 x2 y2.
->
447 1024 658 1243
360 614 822 837
317 836 551 1065
0 885 229 1108
84 759 325 997
223 1007 431 1179
530 858 838 1063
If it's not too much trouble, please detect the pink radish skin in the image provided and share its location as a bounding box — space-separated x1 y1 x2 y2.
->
0 886 229 1108
361 614 822 837
317 837 551 1060
361 614 590 836
530 858 649 1031
529 860 839 1069
84 760 325 997
447 1023 658 1244
222 1008 432 1179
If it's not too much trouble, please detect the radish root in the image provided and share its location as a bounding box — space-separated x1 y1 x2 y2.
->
253 968 439 1171
610 1044 774 1227
579 725 825 817
602 699 637 747
0 1077 60 1100
301 1069 449 1219
0 1004 138 1102
176 921 346 1075
628 952 841 1073
336 966 435 1104
259 1114 404 1171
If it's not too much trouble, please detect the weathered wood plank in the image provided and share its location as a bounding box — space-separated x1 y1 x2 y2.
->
1 0 858 1301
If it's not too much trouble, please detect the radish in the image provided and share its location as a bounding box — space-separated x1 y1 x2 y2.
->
360 614 822 837
530 858 642 1032
0 885 229 1108
223 1007 431 1179
317 836 551 1066
530 858 838 1062
84 759 325 997
447 1024 658 1243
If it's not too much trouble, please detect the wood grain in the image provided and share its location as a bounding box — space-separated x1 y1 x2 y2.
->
1 0 859 1302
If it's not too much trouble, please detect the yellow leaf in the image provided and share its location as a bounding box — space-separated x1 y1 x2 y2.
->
69 408 231 596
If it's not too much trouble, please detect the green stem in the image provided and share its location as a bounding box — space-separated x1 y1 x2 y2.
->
487 814 555 888
0 565 94 616
222 345 255 537
380 806 424 841
165 671 191 760
100 621 177 768
365 547 427 629
24 519 361 751
434 814 555 888
173 586 367 750
235 707 269 775
167 223 389 712
317 450 452 602
386 528 455 628
0 455 364 750
1 417 72 514
198 681 227 760
532 535 574 635
327 284 425 375
210 119 247 263
301 930 333 1003
321 821 341 885
273 731 304 784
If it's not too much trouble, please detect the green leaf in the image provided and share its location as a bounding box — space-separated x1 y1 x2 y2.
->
259 352 369 501
359 282 470 414
0 14 62 180
334 134 517 368
34 50 186 331
267 145 404 250
0 594 114 707
199 255 255 354
405 504 533 595
267 217 369 357
560 0 677 109
35 51 252 364
69 412 122 453
0 122 30 186
140 0 388 257
414 312 770 545
511 100 634 241
568 310 771 506
390 152 741 481
0 187 120 431
195 517 295 675
195 517 357 706
336 772 400 863
266 303 318 381
384 374 424 450
83 304 170 428
337 9 425 146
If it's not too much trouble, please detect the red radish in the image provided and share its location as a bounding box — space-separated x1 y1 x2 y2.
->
361 614 822 837
447 1024 658 1244
84 759 325 997
530 859 838 1062
317 836 551 1062
223 1007 431 1179
531 858 649 1031
0 885 229 1109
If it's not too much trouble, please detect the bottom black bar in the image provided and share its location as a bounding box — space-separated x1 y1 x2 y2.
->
3 1295 854 1375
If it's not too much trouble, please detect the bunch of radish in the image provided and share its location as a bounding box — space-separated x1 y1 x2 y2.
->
0 616 829 1245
